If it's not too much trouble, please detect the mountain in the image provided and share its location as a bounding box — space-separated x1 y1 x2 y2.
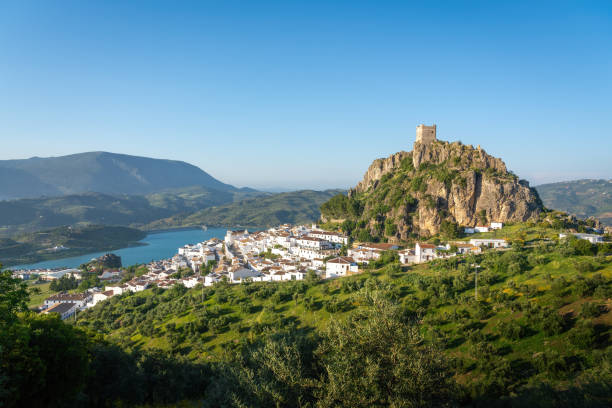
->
0 151 248 199
144 189 345 230
535 179 612 226
0 187 262 237
321 138 542 240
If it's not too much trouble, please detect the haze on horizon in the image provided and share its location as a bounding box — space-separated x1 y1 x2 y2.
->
1 1 610 191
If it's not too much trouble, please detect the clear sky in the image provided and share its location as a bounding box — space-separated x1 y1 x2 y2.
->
1 1 610 190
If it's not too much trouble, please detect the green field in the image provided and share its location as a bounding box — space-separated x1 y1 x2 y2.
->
26 281 52 309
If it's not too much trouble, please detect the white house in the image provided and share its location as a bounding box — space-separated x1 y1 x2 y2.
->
228 267 262 283
559 233 604 244
326 256 359 278
43 302 78 320
296 236 333 250
91 290 115 307
398 249 416 264
490 222 504 230
309 231 349 245
44 292 91 310
415 243 437 263
469 238 508 248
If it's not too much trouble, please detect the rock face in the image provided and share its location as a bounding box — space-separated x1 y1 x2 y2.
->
338 139 542 240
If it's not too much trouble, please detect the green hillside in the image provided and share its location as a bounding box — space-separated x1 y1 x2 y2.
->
3 222 612 406
67 223 612 407
536 179 612 226
0 187 262 237
0 225 145 267
144 189 345 230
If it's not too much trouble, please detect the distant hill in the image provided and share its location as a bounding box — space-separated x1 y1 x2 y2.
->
144 189 345 230
0 224 145 267
0 187 262 237
0 151 250 199
535 179 612 226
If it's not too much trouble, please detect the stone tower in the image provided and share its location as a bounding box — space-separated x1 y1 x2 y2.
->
416 124 436 144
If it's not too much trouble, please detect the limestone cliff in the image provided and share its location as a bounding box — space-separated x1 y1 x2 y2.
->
323 139 542 241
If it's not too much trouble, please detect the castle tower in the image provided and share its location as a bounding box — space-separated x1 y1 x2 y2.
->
416 124 436 144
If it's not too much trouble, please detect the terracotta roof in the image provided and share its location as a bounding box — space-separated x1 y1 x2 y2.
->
417 243 436 249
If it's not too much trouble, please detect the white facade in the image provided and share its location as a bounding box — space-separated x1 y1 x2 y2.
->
469 238 508 248
559 233 604 244
415 243 436 263
326 257 358 278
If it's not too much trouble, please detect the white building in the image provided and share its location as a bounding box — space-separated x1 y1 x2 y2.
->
559 233 604 244
415 243 437 263
309 231 349 245
44 292 91 310
469 238 508 248
91 290 115 307
228 266 262 283
43 302 78 320
490 222 504 230
326 256 359 278
398 249 416 264
296 236 333 250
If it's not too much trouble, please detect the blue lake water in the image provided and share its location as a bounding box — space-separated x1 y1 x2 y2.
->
10 227 228 270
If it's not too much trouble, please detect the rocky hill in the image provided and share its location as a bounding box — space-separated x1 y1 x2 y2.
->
321 139 542 240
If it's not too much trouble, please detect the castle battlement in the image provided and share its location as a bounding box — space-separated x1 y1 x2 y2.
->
416 124 436 144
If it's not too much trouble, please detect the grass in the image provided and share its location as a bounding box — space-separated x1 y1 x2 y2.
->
27 281 52 309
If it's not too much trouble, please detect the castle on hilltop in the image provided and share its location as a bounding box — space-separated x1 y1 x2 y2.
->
416 124 436 144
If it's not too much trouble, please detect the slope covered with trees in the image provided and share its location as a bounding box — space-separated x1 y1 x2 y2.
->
536 179 612 226
0 225 145 267
3 221 612 407
0 187 262 237
144 189 344 230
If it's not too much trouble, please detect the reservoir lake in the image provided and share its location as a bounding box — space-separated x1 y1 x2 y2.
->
11 227 228 270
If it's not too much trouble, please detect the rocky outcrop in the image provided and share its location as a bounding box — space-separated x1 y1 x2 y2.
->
342 139 542 239
354 151 411 193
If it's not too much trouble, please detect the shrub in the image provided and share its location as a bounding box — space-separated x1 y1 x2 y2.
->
571 238 596 256
580 302 602 318
498 320 526 340
568 321 597 349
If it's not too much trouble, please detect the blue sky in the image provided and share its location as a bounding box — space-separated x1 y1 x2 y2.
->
1 1 610 190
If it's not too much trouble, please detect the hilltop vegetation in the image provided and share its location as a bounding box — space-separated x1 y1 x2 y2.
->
321 140 541 242
536 179 612 226
144 189 344 230
0 225 145 267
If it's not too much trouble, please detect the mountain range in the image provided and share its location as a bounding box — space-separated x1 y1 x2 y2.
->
0 151 249 200
535 179 612 226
